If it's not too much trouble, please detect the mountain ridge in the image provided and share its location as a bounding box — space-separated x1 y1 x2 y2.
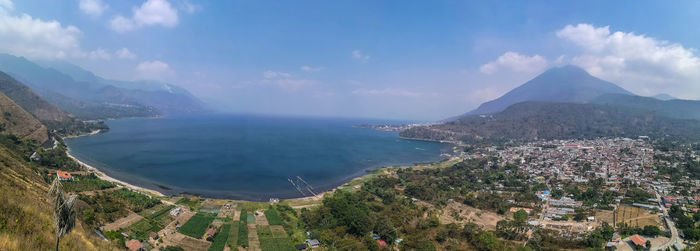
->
0 54 205 119
463 65 633 116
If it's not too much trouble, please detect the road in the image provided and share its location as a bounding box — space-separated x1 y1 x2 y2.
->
654 192 683 250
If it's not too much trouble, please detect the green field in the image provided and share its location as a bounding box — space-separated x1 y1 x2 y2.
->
264 207 282 225
144 204 175 220
207 224 231 251
227 221 239 249
259 238 296 251
123 218 159 240
237 209 249 247
178 212 216 238
257 225 295 251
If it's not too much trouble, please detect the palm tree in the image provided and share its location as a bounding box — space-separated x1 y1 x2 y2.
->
48 177 78 251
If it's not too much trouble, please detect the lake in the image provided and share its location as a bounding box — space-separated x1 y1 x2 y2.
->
65 114 450 200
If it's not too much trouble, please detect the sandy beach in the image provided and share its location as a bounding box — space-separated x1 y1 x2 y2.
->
65 130 165 197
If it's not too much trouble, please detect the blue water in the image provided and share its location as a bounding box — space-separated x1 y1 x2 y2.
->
65 114 450 200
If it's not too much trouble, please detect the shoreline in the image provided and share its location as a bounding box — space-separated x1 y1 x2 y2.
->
64 129 166 197
66 148 165 197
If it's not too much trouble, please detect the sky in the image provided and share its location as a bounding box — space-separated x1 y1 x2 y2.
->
1 0 700 120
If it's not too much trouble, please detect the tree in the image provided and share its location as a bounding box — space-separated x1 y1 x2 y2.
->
645 240 651 249
49 177 78 251
513 209 528 225
642 225 661 237
573 207 586 222
475 231 500 251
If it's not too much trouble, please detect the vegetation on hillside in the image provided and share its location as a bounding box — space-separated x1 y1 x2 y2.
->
0 138 115 250
401 102 700 142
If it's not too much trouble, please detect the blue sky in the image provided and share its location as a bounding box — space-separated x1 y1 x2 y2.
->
1 0 700 120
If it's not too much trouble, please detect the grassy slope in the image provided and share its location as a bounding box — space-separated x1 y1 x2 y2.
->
0 91 47 143
0 144 117 250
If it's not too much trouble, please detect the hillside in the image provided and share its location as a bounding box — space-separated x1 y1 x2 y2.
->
464 65 632 116
591 93 700 120
0 54 205 119
0 92 48 143
0 138 116 250
401 102 700 142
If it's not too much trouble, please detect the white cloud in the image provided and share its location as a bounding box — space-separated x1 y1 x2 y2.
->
0 8 83 59
263 70 291 79
556 23 700 98
300 65 321 73
135 60 174 80
79 0 108 17
110 0 178 32
88 48 111 60
0 0 13 11
352 88 423 97
262 70 314 90
109 16 135 32
180 0 202 14
479 51 548 74
116 47 136 59
352 50 370 63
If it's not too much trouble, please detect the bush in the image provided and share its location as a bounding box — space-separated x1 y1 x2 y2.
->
62 173 115 192
107 188 160 212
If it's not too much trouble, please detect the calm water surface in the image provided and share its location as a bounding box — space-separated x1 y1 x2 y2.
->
65 114 450 200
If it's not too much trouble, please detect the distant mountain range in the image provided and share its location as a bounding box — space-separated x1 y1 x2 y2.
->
403 65 700 142
0 54 205 120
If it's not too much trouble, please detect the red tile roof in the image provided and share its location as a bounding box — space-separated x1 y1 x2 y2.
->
125 239 142 251
56 170 71 179
629 234 645 246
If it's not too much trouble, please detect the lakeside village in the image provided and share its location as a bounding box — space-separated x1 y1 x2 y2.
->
36 135 700 251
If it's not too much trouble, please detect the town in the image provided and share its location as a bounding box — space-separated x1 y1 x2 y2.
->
452 137 699 250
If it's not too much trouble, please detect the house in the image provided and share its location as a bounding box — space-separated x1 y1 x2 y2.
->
30 152 41 162
295 243 307 250
305 239 320 247
377 240 387 247
149 232 159 240
56 170 73 181
170 207 182 216
629 234 645 247
125 239 144 251
611 232 621 242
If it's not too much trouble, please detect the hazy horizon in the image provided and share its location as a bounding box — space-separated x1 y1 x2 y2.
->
2 0 700 120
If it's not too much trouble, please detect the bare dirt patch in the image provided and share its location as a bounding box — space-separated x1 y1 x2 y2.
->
101 211 143 231
597 206 661 227
254 210 269 226
438 202 505 230
247 224 262 251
